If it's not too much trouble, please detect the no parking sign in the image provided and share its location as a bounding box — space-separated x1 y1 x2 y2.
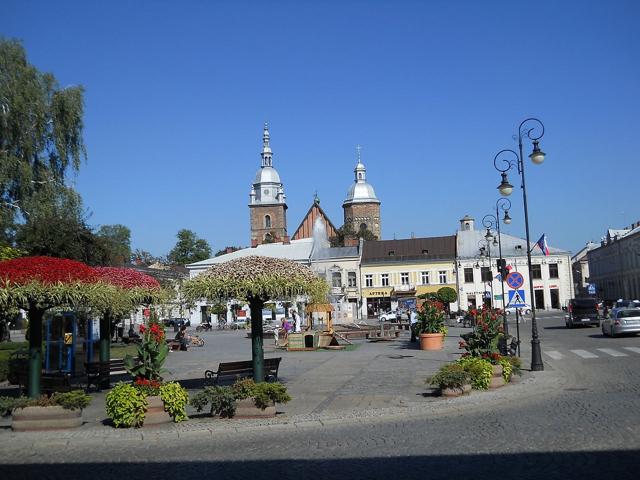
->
506 272 524 290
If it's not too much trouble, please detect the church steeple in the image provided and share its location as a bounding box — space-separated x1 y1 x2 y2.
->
261 122 272 167
354 145 367 183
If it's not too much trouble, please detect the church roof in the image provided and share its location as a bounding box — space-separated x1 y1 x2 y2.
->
292 199 338 241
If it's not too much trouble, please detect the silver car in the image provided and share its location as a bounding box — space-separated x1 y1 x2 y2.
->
601 308 640 337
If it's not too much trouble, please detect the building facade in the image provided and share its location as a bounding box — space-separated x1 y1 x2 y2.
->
571 242 597 297
249 124 288 247
456 215 573 311
360 237 457 318
587 223 640 301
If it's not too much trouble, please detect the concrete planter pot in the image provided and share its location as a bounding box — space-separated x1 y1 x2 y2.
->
234 398 276 418
12 406 82 432
441 384 472 397
489 364 505 389
143 395 172 427
419 333 444 350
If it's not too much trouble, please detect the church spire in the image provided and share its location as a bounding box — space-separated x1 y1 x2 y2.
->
261 122 272 167
354 144 366 183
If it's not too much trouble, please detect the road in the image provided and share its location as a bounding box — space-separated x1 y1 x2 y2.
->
3 311 640 479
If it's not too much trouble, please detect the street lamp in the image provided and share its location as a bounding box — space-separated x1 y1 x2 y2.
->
477 239 494 308
492 117 546 371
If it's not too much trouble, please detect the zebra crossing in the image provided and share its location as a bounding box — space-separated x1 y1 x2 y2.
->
544 346 640 360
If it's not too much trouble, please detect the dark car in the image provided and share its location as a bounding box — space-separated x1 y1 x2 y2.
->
162 318 190 327
565 298 600 328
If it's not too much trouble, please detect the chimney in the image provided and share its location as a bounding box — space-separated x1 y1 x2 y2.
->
282 235 290 245
344 237 358 247
251 239 259 248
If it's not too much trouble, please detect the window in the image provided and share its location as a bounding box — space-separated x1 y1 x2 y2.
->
264 215 271 228
532 264 542 279
365 274 373 287
381 273 389 286
401 272 409 285
481 267 492 282
347 271 357 287
464 268 474 283
421 271 430 285
549 263 559 279
439 271 447 284
332 272 342 288
388 250 395 256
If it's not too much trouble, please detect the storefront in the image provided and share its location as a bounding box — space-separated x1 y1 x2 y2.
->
362 287 393 318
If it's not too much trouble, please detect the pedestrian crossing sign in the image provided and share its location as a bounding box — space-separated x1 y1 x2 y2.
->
508 289 526 307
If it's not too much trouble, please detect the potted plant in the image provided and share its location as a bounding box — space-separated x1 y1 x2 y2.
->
414 300 448 350
190 378 291 419
429 364 471 397
106 322 189 427
2 390 91 431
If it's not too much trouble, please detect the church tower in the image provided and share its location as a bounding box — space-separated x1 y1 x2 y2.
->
249 123 288 247
342 146 381 239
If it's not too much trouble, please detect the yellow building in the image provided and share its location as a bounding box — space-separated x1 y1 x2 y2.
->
360 236 457 318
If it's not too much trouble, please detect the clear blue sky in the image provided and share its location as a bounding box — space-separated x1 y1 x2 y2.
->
3 0 639 257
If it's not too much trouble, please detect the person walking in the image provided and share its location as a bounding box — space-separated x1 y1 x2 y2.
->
410 308 418 342
291 309 301 333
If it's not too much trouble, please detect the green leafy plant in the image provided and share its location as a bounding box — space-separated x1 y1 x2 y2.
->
459 306 505 359
160 382 189 422
457 356 493 390
507 355 522 377
51 390 91 410
105 382 147 428
231 378 291 410
123 323 169 381
0 396 29 416
429 363 470 390
498 358 513 383
190 386 236 418
414 300 447 335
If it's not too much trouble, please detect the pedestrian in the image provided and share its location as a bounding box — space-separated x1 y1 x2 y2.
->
273 323 280 347
175 325 189 351
291 309 301 333
410 308 418 342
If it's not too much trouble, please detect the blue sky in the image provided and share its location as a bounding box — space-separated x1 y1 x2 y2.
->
3 1 639 257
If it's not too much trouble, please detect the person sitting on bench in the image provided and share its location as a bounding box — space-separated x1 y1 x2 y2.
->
175 325 189 351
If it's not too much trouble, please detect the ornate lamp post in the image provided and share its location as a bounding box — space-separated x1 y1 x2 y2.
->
493 117 546 371
477 236 494 308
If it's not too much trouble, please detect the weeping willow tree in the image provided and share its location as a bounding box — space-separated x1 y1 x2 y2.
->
183 256 328 382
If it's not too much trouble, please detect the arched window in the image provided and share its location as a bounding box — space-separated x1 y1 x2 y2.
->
265 215 271 228
264 233 273 243
358 173 363 179
360 222 368 231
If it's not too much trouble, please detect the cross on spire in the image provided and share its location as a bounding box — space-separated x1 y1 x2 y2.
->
356 144 362 163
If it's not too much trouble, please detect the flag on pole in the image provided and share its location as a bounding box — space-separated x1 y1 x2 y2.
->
535 233 550 256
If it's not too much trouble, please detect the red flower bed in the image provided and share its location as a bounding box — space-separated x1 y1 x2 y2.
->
94 267 160 290
0 256 98 285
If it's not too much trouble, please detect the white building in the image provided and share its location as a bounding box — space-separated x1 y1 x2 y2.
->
571 242 598 296
456 215 573 311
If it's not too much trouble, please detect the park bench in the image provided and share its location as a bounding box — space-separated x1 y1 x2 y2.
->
204 357 282 385
9 358 73 395
84 358 128 391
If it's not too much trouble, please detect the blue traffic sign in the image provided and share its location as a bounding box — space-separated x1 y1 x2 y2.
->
587 283 596 295
506 272 525 289
508 289 527 307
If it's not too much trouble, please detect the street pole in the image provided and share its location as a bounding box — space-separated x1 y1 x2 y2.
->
494 117 546 371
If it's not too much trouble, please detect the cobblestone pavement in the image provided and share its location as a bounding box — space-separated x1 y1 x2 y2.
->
2 313 640 479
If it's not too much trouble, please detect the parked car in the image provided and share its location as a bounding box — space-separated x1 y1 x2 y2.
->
162 318 190 328
230 319 247 330
378 310 409 322
610 299 640 318
505 305 532 316
601 308 640 337
565 298 600 328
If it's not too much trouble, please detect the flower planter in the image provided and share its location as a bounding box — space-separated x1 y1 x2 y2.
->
143 395 172 427
12 406 82 432
419 333 444 350
234 398 276 418
441 384 472 397
489 364 505 389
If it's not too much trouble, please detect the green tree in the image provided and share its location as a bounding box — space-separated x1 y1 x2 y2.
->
214 246 242 257
0 39 86 242
131 249 159 266
437 286 458 314
167 229 211 265
96 224 131 266
329 223 376 247
15 184 107 265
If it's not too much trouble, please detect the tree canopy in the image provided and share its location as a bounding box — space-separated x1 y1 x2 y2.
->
0 38 86 243
167 229 211 265
330 223 376 247
96 224 131 266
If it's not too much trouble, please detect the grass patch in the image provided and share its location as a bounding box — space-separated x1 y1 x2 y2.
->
110 344 139 359
0 341 28 351
0 342 28 382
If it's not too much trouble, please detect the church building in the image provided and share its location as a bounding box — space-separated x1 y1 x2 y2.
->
248 125 381 246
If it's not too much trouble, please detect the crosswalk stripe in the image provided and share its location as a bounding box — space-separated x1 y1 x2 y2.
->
545 350 564 360
596 348 628 357
570 349 598 358
623 347 640 354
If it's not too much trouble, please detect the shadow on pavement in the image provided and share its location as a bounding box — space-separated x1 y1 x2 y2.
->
5 450 640 480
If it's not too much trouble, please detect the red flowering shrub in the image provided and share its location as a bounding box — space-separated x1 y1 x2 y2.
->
93 267 160 290
0 256 98 285
459 306 504 362
134 377 162 396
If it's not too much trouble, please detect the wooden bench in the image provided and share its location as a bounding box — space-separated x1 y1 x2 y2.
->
9 360 73 395
84 359 128 391
204 357 282 385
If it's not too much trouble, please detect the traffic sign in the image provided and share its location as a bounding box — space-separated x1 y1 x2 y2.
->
506 272 524 289
508 289 527 307
587 283 596 295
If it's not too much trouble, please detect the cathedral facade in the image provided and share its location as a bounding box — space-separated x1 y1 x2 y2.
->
249 124 381 246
